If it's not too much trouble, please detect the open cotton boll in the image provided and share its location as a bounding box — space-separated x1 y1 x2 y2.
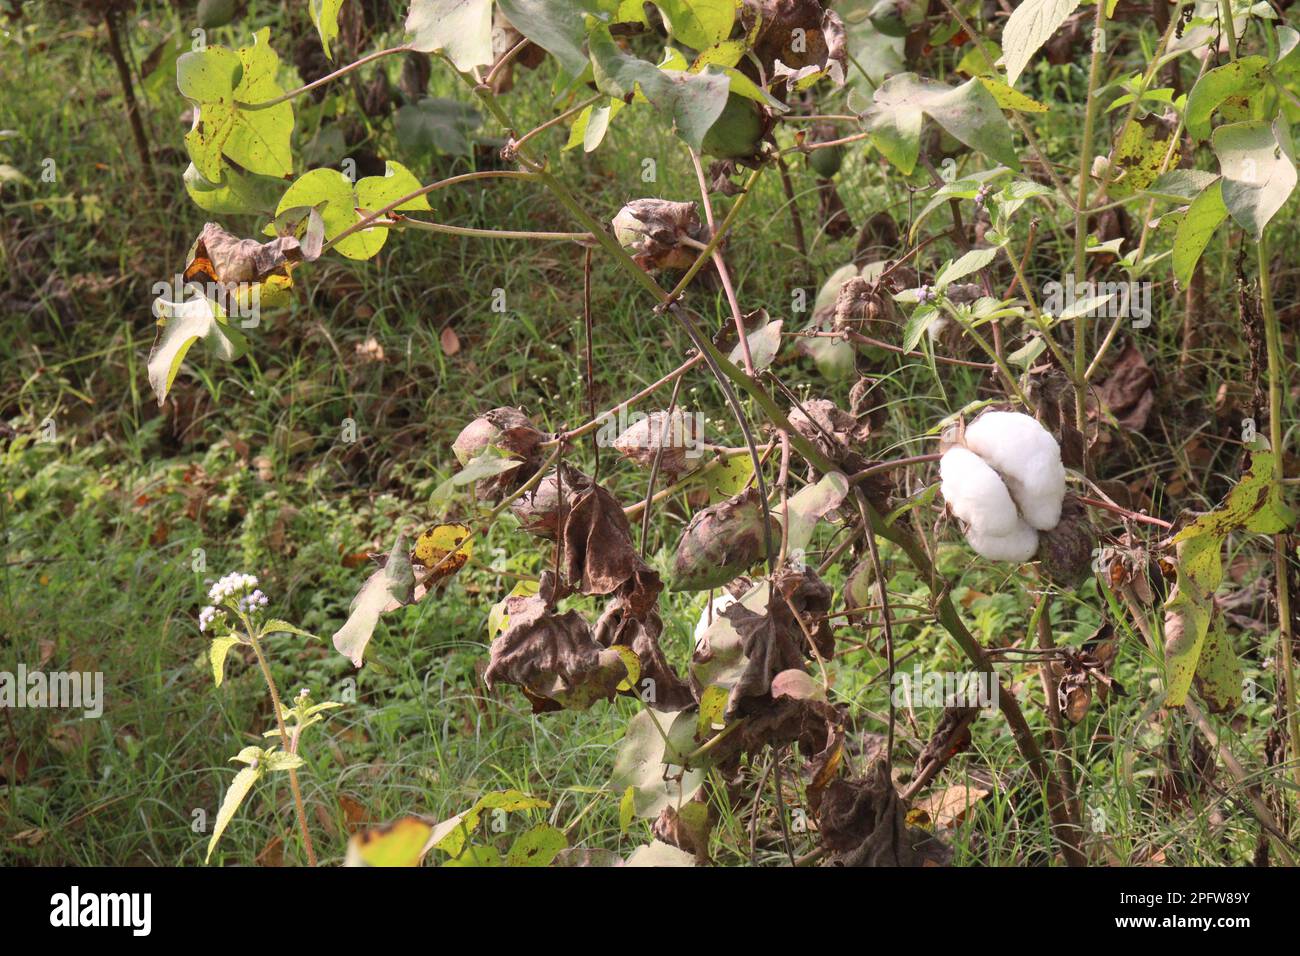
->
966 520 1040 562
963 411 1066 531
694 591 738 644
939 447 1022 536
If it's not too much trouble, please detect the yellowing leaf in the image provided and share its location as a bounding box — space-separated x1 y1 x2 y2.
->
413 523 473 582
344 816 433 867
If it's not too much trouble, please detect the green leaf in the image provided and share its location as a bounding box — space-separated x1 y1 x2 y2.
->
1185 56 1268 141
654 0 736 51
1212 119 1298 241
332 534 416 667
936 247 999 288
1193 611 1243 713
262 750 305 772
611 709 707 818
275 162 429 260
309 0 347 59
405 0 494 71
209 635 241 687
497 0 590 76
1001 0 1081 88
344 817 434 867
177 29 295 181
1172 178 1227 286
588 24 730 152
865 74 1019 175
901 302 940 351
1145 168 1220 203
506 824 567 866
261 619 316 640
1163 449 1294 705
565 98 625 152
394 97 482 156
183 162 285 216
784 471 849 554
205 762 262 863
147 296 245 406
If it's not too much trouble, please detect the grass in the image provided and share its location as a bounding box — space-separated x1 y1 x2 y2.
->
1 1 1297 866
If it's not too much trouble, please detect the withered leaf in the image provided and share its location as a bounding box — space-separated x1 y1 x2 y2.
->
484 573 628 712
594 599 694 711
562 482 663 619
187 222 301 288
817 760 951 866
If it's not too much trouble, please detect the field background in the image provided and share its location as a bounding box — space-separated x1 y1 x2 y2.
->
1 0 1297 866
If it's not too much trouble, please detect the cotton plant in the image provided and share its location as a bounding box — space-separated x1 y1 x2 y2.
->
199 572 337 865
938 411 1067 562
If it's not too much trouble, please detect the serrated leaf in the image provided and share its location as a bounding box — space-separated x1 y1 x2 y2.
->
936 246 999 288
205 762 261 863
209 635 241 687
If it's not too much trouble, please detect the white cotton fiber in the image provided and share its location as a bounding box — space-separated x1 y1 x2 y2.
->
939 447 1022 537
962 411 1066 531
694 592 737 644
966 520 1041 562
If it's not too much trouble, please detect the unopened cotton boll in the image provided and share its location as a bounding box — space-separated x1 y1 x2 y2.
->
939 447 1022 537
962 411 1066 531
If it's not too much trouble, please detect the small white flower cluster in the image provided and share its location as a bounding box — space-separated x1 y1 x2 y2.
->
198 605 224 633
209 571 261 604
200 572 269 631
237 590 269 614
940 411 1066 562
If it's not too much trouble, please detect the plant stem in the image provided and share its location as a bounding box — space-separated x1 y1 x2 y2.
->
1258 233 1300 790
1072 0 1109 445
247 631 317 867
240 45 411 110
102 10 153 181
